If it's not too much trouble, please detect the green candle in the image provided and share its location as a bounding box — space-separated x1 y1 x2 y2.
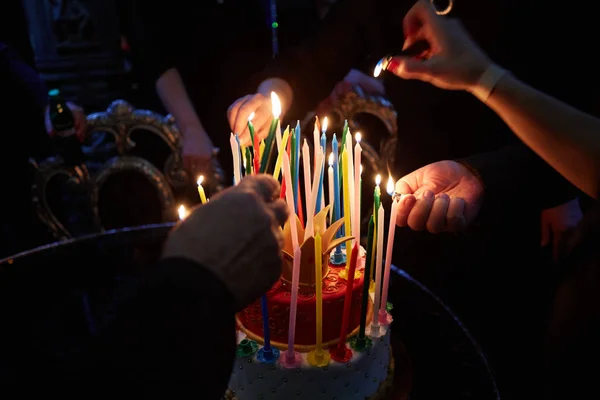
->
245 147 252 176
290 129 298 204
260 118 278 173
248 115 256 147
371 177 381 281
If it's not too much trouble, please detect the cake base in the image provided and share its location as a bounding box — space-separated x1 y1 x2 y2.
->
223 347 395 400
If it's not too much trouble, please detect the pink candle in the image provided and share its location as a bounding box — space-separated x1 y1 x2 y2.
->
353 133 362 245
380 198 399 325
287 247 302 358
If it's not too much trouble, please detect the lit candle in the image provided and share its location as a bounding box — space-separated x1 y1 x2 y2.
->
313 116 321 168
330 242 359 363
372 204 385 332
273 126 290 180
331 134 343 260
197 176 207 204
178 204 187 220
247 111 256 144
328 153 334 225
353 132 362 245
293 121 301 210
380 178 398 326
316 125 327 214
259 92 281 173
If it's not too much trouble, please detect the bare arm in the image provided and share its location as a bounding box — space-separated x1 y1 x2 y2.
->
483 71 600 199
155 68 210 137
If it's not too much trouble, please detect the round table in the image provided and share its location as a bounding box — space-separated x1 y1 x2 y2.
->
0 224 499 399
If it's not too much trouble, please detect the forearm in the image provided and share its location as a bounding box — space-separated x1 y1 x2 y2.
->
156 68 206 134
482 70 600 199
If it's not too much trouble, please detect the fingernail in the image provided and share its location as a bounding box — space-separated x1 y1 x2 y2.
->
386 59 400 74
423 190 434 199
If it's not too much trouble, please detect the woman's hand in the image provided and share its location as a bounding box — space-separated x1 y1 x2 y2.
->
385 0 491 92
44 101 87 142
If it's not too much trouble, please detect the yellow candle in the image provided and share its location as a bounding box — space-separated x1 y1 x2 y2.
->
342 151 352 245
197 176 207 204
273 126 290 180
259 139 266 161
315 232 323 351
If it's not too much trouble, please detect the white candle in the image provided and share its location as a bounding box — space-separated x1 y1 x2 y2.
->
372 204 384 328
353 132 362 245
230 133 241 185
305 148 323 240
380 195 399 325
328 153 334 225
313 119 320 172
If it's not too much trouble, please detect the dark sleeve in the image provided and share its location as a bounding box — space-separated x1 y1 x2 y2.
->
90 257 236 397
259 0 382 116
459 143 581 212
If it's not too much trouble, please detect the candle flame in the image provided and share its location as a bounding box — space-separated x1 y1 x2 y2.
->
374 58 384 77
376 174 381 185
360 164 363 175
197 175 204 186
178 205 187 220
355 132 362 143
328 152 334 167
271 92 281 118
322 117 328 133
386 176 395 196
248 112 255 122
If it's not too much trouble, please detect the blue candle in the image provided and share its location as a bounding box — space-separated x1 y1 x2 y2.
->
261 295 271 350
235 134 243 181
315 132 327 212
293 121 301 211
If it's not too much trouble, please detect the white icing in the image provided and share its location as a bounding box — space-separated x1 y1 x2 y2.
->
229 331 391 399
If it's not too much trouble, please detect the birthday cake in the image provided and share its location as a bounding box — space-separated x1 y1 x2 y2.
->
226 110 395 399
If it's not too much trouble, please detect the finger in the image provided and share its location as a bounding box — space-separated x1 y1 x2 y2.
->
395 194 417 227
404 0 443 39
387 57 439 84
268 198 289 227
396 176 418 195
236 95 268 138
446 197 467 232
254 117 272 141
239 174 280 203
407 190 435 231
426 193 450 233
227 95 250 126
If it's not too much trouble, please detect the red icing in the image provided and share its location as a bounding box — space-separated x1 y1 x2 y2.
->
238 255 366 346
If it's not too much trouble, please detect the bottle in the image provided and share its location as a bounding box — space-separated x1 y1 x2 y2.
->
48 88 84 166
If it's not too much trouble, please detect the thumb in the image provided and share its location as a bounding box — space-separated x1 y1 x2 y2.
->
396 174 418 195
387 57 435 82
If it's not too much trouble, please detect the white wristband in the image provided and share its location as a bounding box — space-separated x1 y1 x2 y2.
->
470 64 507 103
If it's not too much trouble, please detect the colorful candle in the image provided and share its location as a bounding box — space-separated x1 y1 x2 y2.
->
293 121 301 210
260 92 281 173
331 242 359 363
380 182 398 325
316 130 327 213
286 247 302 360
353 133 362 245
244 147 252 176
372 204 384 329
371 175 381 283
358 215 375 341
305 149 323 240
282 151 299 248
342 151 352 246
230 133 241 185
247 112 256 144
345 130 355 236
197 176 207 204
314 232 324 351
236 134 243 179
313 116 320 168
302 140 312 231
328 153 334 225
273 126 290 180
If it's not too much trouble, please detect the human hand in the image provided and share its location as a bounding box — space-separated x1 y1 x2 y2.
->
44 101 87 142
541 198 583 261
182 126 215 178
385 0 491 92
162 174 288 310
394 160 484 233
227 93 273 146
